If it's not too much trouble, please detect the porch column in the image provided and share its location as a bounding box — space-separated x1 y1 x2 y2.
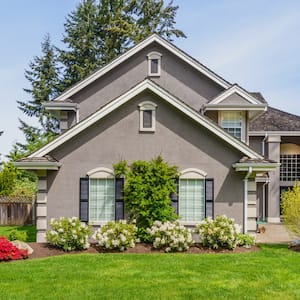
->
267 135 281 223
36 171 48 242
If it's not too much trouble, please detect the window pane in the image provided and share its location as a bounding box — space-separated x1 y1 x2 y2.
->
151 59 159 73
89 178 115 222
221 112 242 139
179 179 204 221
280 154 300 181
143 110 152 128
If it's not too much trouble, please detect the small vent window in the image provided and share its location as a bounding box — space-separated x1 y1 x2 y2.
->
147 52 162 76
138 101 157 132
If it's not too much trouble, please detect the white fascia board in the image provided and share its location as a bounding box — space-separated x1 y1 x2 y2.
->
249 131 300 136
31 79 262 159
55 35 230 101
13 162 61 170
205 105 267 110
45 106 77 112
233 163 279 172
209 85 263 105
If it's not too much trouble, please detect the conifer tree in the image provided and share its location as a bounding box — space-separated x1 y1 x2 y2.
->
59 0 185 87
14 34 61 159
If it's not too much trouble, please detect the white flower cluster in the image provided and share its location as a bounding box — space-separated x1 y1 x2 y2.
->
194 215 241 250
92 220 138 251
46 217 91 251
147 220 194 252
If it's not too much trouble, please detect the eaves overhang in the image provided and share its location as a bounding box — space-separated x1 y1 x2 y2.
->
13 161 62 171
44 101 78 111
232 162 279 172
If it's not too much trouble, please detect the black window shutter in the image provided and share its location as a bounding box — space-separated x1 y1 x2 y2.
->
115 178 125 220
170 178 179 214
80 178 89 222
205 179 214 218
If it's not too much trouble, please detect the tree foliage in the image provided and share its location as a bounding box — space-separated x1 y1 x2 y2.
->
59 0 185 88
13 34 60 160
0 163 37 197
281 182 300 237
114 156 179 240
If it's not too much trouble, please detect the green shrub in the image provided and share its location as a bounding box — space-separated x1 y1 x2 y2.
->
281 182 300 237
114 156 179 241
236 233 255 248
147 220 193 252
8 230 27 242
46 217 91 251
92 220 138 251
195 215 241 250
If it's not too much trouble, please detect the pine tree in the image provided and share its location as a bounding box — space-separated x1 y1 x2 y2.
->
18 34 61 136
131 0 186 43
59 0 185 88
59 0 100 88
14 34 61 159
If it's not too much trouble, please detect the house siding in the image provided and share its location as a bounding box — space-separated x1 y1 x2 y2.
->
47 91 244 228
68 43 224 123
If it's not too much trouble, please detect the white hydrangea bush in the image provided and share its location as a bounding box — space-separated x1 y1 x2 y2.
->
46 217 91 251
147 221 194 252
92 220 138 251
194 215 241 250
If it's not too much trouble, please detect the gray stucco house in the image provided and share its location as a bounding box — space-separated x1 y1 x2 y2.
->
16 34 300 243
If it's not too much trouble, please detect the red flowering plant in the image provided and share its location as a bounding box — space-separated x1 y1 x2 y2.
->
0 236 28 262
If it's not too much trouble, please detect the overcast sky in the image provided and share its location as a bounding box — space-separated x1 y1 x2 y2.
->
1 0 300 159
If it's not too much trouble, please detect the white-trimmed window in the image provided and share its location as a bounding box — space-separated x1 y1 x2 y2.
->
87 168 115 223
138 101 157 132
179 169 206 222
80 169 125 223
147 51 162 76
220 111 243 140
89 178 115 222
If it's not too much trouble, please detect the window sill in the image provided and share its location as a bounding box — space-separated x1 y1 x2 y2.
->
178 221 201 226
88 221 112 226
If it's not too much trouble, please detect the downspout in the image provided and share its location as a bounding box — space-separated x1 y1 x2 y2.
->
262 178 270 222
262 132 268 157
243 167 253 234
76 108 80 124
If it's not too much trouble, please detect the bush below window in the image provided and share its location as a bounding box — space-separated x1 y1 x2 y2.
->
46 217 91 251
147 220 194 252
92 220 138 251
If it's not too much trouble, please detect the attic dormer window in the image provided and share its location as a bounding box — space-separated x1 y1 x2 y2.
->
138 101 157 132
147 52 162 76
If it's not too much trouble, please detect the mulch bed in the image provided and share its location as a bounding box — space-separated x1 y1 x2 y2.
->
28 243 260 259
289 245 300 252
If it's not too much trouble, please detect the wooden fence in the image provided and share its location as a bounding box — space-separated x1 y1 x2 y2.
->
0 197 35 225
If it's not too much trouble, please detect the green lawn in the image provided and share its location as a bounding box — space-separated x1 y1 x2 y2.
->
0 244 299 299
0 225 36 242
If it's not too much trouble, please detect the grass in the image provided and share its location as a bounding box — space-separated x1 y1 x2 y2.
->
0 225 36 242
0 244 300 299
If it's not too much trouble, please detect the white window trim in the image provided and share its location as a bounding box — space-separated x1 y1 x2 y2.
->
218 111 245 141
87 167 115 224
180 168 207 179
87 167 115 179
147 51 162 76
179 168 206 222
138 101 157 132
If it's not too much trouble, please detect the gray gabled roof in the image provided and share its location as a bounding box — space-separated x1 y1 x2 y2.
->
249 92 267 104
250 106 300 131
